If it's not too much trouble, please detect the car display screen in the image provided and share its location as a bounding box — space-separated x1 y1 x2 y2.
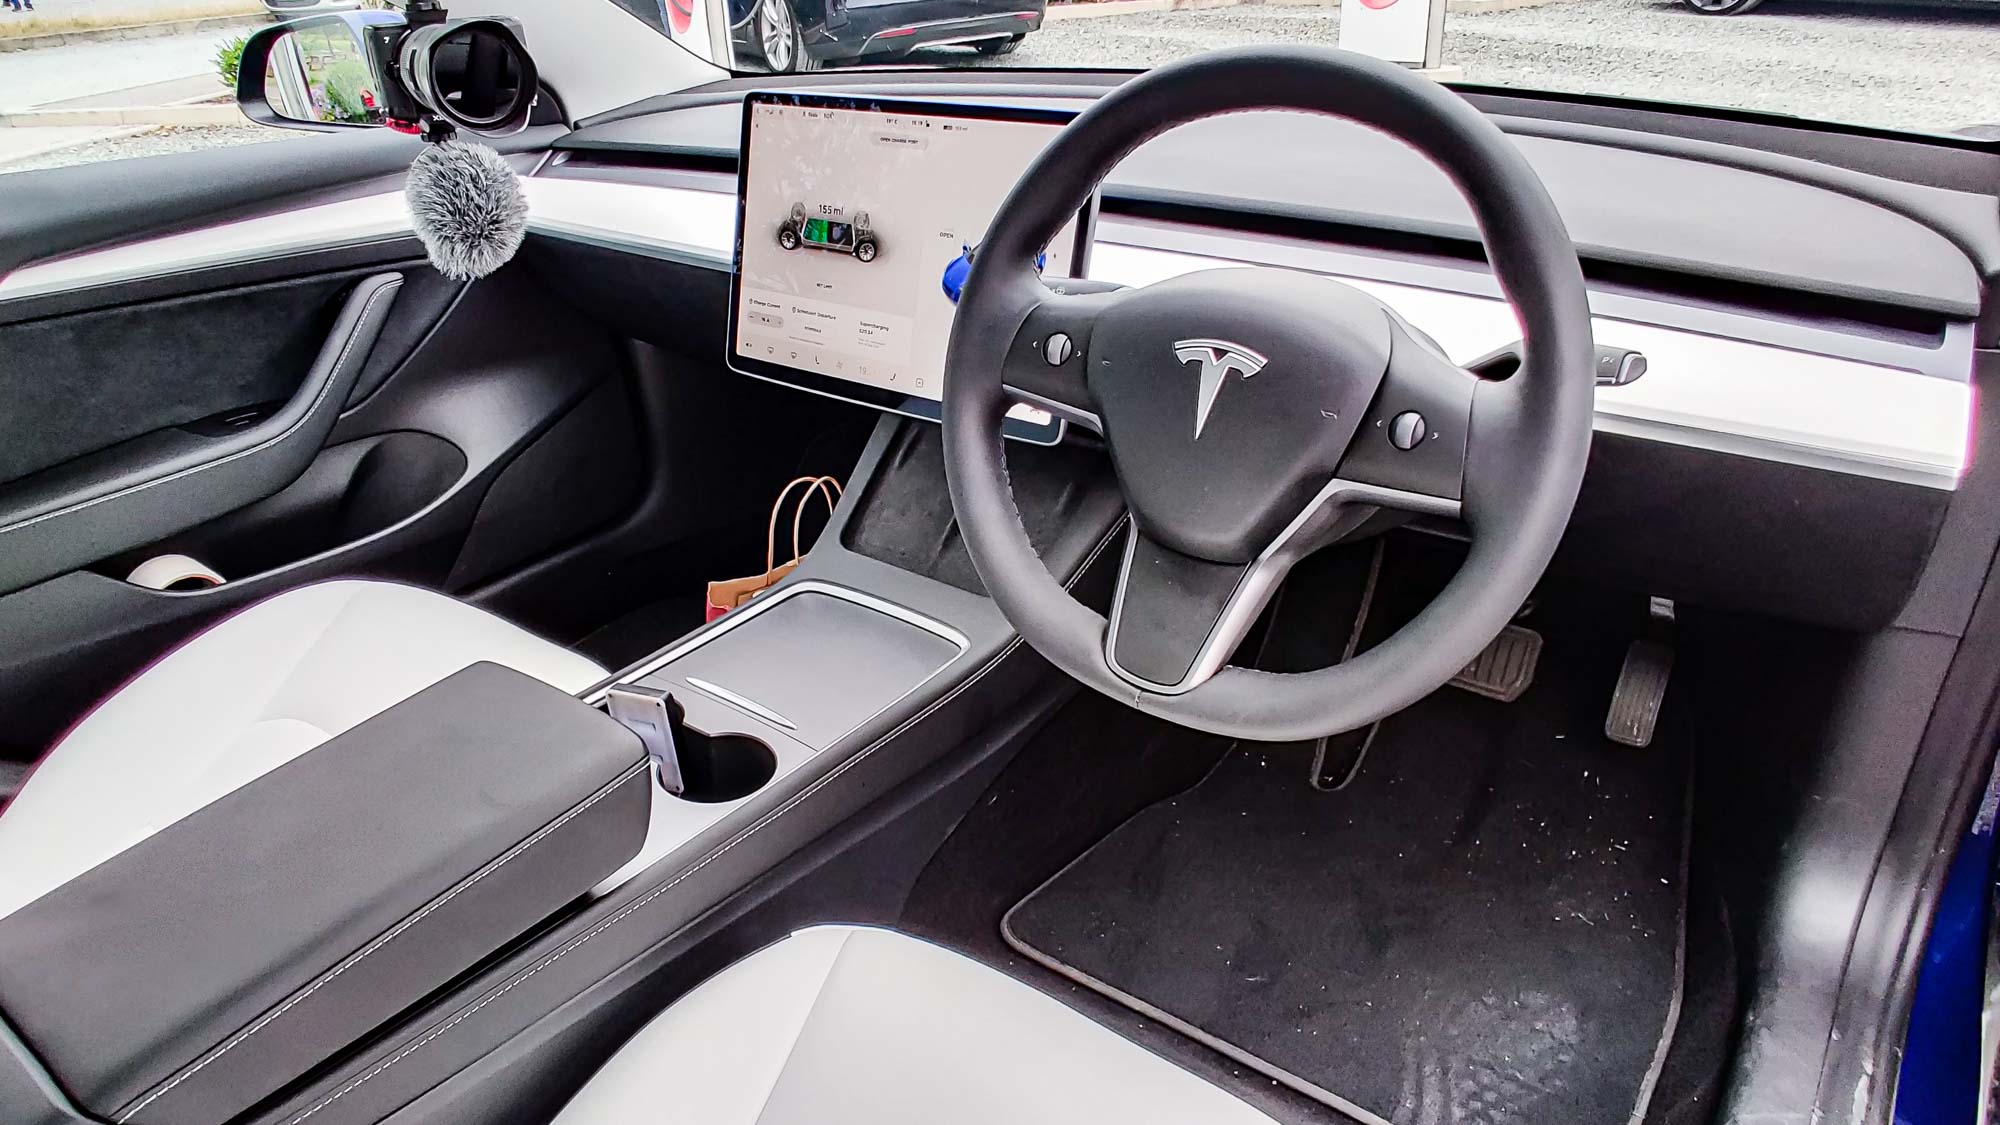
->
729 93 1093 444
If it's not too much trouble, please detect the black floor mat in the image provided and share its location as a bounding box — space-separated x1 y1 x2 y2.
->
1003 593 1690 1125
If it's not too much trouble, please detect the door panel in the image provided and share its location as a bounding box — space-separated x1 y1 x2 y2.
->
0 274 353 486
0 140 644 765
0 273 402 597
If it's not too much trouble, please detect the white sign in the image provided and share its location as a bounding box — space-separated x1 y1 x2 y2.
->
1337 0 1447 68
657 0 733 68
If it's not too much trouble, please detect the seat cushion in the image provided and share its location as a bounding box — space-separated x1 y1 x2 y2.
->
552 926 1280 1125
0 580 605 918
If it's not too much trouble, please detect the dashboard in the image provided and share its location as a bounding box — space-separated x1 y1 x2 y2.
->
512 155 1977 491
1 72 1992 633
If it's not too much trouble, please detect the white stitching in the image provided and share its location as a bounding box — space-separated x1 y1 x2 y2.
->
117 761 648 1123
0 277 400 539
281 523 1129 1125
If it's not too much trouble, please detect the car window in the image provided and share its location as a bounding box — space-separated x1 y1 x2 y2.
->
629 0 1999 141
0 2 328 177
6 0 1992 178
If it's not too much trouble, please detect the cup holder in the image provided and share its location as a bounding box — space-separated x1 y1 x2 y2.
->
672 727 778 804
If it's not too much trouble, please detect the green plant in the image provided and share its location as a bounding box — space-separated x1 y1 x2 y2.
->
318 58 379 124
216 34 248 91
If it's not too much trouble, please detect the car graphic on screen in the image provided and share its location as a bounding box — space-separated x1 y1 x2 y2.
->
777 203 879 262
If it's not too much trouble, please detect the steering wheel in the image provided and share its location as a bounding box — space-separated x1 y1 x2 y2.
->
942 47 1596 742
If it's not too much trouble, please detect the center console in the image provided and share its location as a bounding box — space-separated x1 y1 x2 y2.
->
583 418 1123 895
577 89 1124 896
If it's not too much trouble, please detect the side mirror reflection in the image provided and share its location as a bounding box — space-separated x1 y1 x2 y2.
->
242 13 400 130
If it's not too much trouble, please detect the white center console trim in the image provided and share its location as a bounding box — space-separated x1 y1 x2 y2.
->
521 177 740 271
683 675 798 731
587 579 970 706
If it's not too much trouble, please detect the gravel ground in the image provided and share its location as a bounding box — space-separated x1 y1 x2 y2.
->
0 124 299 173
908 0 2000 135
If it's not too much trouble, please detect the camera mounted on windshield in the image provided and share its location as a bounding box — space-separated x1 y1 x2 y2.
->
234 1 541 141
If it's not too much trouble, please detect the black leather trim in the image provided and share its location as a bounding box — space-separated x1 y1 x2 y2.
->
0 663 648 1125
0 273 402 597
0 1010 96 1125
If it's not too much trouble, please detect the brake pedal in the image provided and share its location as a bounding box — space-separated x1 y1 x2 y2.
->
1450 624 1543 702
1606 597 1676 749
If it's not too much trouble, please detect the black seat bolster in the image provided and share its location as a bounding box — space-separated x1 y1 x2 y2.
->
0 662 649 1125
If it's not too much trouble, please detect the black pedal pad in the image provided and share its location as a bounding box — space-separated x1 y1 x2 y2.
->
1606 638 1674 748
1450 624 1543 702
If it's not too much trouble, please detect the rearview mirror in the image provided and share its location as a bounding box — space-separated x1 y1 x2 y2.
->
237 10 540 137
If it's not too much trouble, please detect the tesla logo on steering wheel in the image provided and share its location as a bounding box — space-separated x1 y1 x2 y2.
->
1174 338 1268 439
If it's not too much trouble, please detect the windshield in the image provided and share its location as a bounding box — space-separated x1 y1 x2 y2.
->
612 0 1999 140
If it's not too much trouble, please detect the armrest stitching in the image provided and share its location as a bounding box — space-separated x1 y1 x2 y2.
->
0 277 400 539
117 758 648 1123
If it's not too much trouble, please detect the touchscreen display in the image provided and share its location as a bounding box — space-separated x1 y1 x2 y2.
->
729 94 1089 443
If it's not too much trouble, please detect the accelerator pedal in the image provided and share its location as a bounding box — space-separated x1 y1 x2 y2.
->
1606 597 1676 749
1450 624 1544 703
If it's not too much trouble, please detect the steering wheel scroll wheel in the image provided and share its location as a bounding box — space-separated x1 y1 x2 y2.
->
942 47 1596 742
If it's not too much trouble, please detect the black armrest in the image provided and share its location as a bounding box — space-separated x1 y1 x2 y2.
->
0 663 647 1125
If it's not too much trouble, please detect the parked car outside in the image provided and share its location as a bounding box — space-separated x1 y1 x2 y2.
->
729 0 1043 73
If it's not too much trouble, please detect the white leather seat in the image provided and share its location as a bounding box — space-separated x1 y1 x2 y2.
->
0 579 605 918
552 925 1279 1125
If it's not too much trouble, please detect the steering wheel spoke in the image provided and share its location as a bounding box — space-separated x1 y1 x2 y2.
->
999 285 1125 432
1104 524 1293 695
1331 313 1476 521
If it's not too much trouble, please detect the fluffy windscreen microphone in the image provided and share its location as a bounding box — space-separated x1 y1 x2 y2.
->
405 140 530 281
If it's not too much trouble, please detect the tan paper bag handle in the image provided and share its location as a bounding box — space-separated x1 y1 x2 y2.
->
765 475 844 572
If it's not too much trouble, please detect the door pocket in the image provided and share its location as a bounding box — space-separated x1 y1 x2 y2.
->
0 273 404 596
89 431 466 590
